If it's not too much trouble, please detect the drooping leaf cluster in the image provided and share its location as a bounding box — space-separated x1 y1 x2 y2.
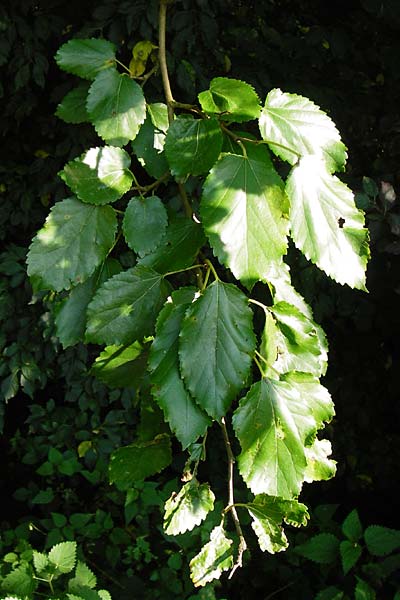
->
26 29 369 587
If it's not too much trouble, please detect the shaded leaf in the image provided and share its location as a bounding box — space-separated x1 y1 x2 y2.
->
164 116 223 177
55 38 116 80
201 152 288 288
259 88 347 172
131 113 169 178
198 77 261 123
286 154 370 290
340 540 362 575
364 525 400 556
315 587 344 600
60 147 133 204
354 578 376 600
149 288 210 449
190 526 233 587
56 82 90 124
91 342 148 388
109 434 172 487
27 197 117 292
123 195 168 256
86 265 171 345
87 69 146 146
179 281 256 420
294 533 340 564
342 509 363 542
164 479 215 535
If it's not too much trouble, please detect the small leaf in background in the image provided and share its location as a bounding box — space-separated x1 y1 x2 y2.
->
198 77 261 123
189 526 233 587
315 587 344 600
123 195 168 256
48 541 77 574
286 154 370 290
149 288 210 449
109 433 172 488
354 577 376 600
56 82 90 124
164 479 215 535
340 540 362 575
86 265 171 345
91 342 148 388
55 38 116 80
379 180 396 212
60 146 133 204
129 40 157 77
364 525 400 556
342 509 363 542
201 152 288 288
164 115 223 177
294 533 340 564
87 69 146 146
27 198 117 292
259 88 347 172
179 281 256 420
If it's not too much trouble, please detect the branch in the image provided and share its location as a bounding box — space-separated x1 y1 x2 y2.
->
158 0 175 123
220 416 247 577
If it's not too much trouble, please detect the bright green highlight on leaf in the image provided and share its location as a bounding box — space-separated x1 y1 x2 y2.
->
198 77 261 123
149 288 210 449
165 116 223 177
259 88 347 172
179 281 256 420
286 154 370 290
123 195 168 256
189 525 233 587
87 69 146 146
164 478 215 535
27 197 117 291
109 433 171 488
201 152 289 288
55 38 116 80
91 342 148 388
60 146 133 204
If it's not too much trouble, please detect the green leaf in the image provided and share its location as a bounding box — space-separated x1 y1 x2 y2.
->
232 375 334 498
55 38 116 80
342 509 363 542
189 525 233 587
179 281 256 420
48 541 77 574
55 259 122 349
69 561 97 590
364 525 400 556
354 578 376 600
1 565 36 598
198 77 261 123
60 146 133 204
164 479 215 535
91 342 148 388
149 288 210 449
27 197 117 292
86 265 171 345
32 551 48 573
131 114 169 179
164 116 223 177
201 152 289 288
286 154 370 290
259 310 279 371
294 533 340 564
304 438 336 482
87 69 146 146
123 195 168 256
31 488 54 504
259 88 347 172
56 82 90 124
244 495 309 554
269 301 327 376
138 216 205 274
340 540 362 575
315 587 344 600
109 434 172 487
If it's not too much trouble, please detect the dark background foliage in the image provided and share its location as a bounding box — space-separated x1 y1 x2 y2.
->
1 0 400 598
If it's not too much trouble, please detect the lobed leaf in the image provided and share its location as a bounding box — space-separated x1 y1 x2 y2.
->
189 525 233 587
201 152 289 288
123 195 168 256
55 38 116 80
179 280 256 420
198 77 261 123
164 478 215 535
87 69 146 146
286 154 370 290
27 197 117 292
149 288 210 449
259 88 347 172
86 265 171 345
60 146 133 204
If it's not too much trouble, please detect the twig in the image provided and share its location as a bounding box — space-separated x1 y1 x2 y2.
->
158 0 175 123
220 416 247 577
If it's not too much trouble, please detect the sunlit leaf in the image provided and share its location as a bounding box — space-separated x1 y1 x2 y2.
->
91 342 148 388
198 77 261 123
164 479 215 535
190 525 233 587
55 38 116 80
